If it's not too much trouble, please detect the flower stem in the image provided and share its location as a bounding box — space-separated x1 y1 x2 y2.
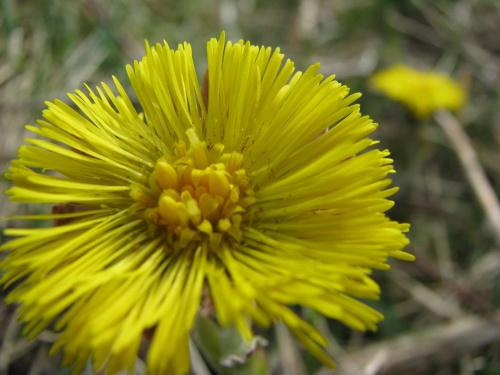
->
434 110 500 246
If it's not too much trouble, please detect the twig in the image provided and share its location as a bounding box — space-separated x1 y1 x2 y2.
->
314 315 362 375
434 110 500 247
297 0 320 40
406 249 492 315
318 311 500 375
189 340 211 375
468 251 500 289
391 268 462 319
275 323 307 375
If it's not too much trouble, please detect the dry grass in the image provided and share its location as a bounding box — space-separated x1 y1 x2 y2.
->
1 0 500 374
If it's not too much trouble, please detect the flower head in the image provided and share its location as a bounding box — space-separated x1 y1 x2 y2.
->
2 33 413 374
371 64 466 119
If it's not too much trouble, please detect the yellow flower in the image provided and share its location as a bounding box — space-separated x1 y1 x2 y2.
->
2 32 413 374
371 64 466 119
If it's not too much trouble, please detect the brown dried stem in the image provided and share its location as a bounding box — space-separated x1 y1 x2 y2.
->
434 110 500 247
318 312 500 375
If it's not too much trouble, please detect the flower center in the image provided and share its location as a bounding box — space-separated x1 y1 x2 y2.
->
130 129 255 250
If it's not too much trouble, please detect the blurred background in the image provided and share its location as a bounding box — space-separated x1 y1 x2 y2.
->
1 0 500 374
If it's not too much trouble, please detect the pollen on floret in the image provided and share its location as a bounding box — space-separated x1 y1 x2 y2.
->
130 129 256 250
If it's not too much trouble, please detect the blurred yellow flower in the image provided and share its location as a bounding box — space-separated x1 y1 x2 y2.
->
2 33 413 374
371 64 466 119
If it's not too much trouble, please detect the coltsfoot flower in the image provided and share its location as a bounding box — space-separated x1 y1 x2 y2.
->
2 32 414 374
371 64 466 119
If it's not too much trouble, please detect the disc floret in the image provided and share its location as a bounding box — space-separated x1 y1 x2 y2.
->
130 129 255 250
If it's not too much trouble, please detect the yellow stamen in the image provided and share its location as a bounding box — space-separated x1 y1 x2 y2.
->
158 196 180 225
209 171 230 198
130 134 256 250
217 218 231 232
155 160 179 191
